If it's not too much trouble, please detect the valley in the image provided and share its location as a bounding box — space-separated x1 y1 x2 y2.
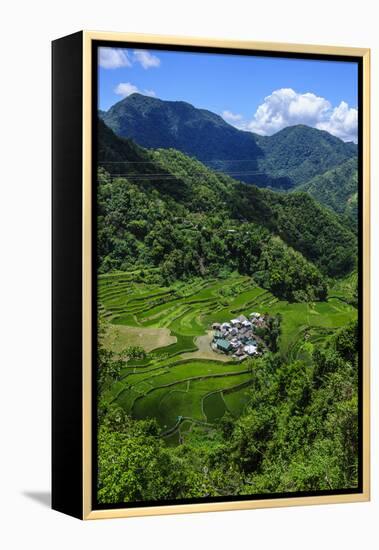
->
96 84 360 503
99 272 357 445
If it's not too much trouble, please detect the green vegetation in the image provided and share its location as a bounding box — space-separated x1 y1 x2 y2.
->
254 124 357 187
97 121 357 299
298 157 358 226
100 93 356 189
98 273 356 443
96 114 359 505
98 321 359 502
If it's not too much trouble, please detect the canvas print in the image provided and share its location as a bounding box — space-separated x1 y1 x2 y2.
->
95 44 361 507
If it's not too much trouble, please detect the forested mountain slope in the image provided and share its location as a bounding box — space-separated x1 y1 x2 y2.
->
100 93 357 189
97 120 357 300
298 157 358 225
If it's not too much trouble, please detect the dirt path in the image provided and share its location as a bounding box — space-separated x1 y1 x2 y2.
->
181 331 232 362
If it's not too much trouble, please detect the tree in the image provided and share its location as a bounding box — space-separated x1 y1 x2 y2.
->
97 347 123 392
125 345 146 360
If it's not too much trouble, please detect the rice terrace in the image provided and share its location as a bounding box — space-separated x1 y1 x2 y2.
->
99 272 357 445
95 44 361 504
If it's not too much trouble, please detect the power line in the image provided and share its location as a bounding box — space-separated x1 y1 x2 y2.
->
106 172 271 178
98 161 261 164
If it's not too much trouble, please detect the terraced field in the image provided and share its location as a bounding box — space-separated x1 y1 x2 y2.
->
98 272 357 444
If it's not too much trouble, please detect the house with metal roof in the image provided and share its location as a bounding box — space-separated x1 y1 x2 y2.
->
245 338 257 347
244 344 257 356
215 339 233 353
237 314 248 323
210 311 266 359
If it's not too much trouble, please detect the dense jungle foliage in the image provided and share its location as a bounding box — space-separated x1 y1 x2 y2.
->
97 120 356 301
299 157 358 227
96 113 360 506
97 320 359 503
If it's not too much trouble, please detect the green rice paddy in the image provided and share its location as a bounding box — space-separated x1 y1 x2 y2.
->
98 272 357 443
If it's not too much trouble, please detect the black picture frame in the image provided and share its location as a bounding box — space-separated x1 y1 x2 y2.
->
52 31 370 520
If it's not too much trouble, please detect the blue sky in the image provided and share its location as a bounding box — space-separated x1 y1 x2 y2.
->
98 47 359 142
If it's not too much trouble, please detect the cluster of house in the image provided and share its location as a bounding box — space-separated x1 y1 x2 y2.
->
211 313 267 361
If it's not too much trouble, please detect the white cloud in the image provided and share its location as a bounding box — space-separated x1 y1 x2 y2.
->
248 88 329 134
98 47 131 69
244 88 357 143
114 82 139 97
316 101 358 143
221 110 244 126
99 47 161 71
114 83 157 99
133 49 161 69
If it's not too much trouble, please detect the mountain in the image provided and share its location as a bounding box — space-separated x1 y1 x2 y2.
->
255 125 357 186
101 93 357 189
97 118 357 288
297 157 358 224
101 93 268 185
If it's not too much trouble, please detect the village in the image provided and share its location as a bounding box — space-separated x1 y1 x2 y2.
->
210 312 268 361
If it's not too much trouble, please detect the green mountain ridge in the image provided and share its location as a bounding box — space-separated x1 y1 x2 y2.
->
297 157 358 225
96 89 360 503
97 119 357 301
101 93 357 189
